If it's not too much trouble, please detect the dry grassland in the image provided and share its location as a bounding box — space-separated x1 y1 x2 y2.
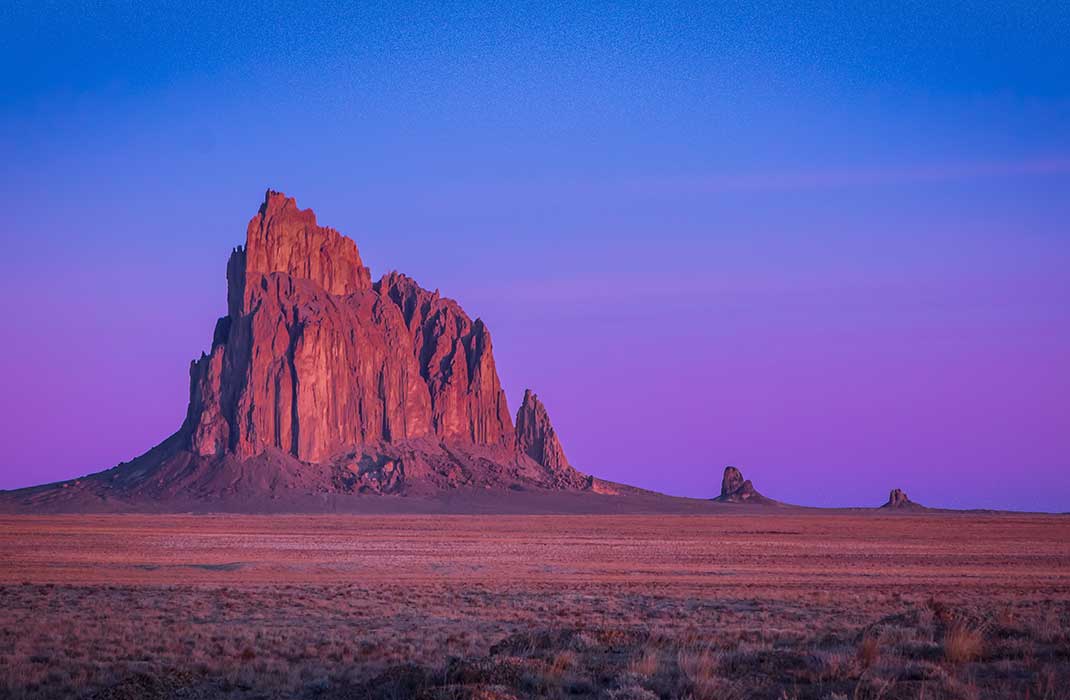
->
1 513 1067 699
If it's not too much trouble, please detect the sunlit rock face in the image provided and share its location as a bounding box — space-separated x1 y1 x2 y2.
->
184 190 577 484
187 190 434 462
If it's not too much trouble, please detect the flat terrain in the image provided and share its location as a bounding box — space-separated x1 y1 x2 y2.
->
1 514 1068 699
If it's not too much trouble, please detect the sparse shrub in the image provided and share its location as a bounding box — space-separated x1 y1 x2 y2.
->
857 635 880 668
995 606 1016 628
1029 611 1064 644
677 645 730 700
629 646 660 677
811 650 855 681
944 623 983 663
543 649 577 685
607 685 660 700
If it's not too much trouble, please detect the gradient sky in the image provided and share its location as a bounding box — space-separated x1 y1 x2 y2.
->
1 1 1068 510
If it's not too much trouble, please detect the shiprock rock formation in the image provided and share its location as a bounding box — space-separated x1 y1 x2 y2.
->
880 488 926 511
713 466 777 505
4 190 615 512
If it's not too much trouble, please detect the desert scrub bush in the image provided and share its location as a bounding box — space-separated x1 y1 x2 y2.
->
1030 610 1066 644
542 649 577 685
677 645 734 700
943 623 983 663
857 635 880 668
628 645 660 677
995 606 1016 628
810 649 855 682
605 685 659 700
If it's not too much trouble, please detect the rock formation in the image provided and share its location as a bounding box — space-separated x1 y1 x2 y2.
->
185 191 522 463
885 488 910 508
714 466 776 504
880 488 925 510
6 190 596 509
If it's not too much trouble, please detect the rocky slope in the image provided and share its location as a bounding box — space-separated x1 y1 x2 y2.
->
3 190 610 512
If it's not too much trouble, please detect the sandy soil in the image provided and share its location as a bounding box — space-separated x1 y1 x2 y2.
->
1 513 1068 699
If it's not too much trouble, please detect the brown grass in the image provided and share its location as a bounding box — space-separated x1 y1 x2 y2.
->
944 623 985 663
677 644 721 683
858 635 881 668
628 645 660 677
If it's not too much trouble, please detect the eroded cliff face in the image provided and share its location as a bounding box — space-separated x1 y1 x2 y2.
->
184 190 554 475
243 191 372 297
377 271 513 447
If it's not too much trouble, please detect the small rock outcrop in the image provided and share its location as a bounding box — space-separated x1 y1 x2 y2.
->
714 466 774 504
880 488 925 510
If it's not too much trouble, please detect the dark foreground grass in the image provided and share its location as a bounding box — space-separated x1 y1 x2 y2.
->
1 585 1067 700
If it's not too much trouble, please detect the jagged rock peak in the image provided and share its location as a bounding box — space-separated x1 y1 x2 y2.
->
375 270 514 447
243 189 372 297
715 465 772 504
515 389 570 473
186 190 516 463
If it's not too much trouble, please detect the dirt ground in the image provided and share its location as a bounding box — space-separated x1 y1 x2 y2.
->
1 513 1067 699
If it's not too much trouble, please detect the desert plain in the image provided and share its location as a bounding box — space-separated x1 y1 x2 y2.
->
1 512 1068 699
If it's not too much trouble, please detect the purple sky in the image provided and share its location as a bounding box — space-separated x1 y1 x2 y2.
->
1 2 1068 510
